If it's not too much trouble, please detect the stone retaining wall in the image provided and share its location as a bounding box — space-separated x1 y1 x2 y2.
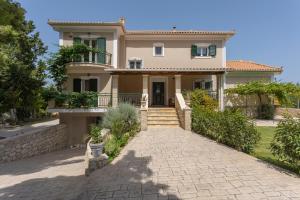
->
0 124 67 163
276 107 300 117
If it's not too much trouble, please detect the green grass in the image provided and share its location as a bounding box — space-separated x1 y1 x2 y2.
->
252 126 299 174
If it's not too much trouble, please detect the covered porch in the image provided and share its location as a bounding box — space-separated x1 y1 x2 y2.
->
108 69 226 111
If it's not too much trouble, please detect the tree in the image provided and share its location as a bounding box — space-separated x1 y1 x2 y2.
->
0 0 47 121
48 43 98 91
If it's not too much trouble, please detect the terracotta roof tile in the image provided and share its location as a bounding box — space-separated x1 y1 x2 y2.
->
226 60 283 72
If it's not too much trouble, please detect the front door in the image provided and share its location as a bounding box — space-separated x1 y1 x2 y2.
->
152 82 165 106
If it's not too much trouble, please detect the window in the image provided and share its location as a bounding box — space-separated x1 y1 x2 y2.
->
194 80 212 90
196 47 208 57
191 44 217 57
153 43 164 56
73 78 98 92
73 38 98 63
128 58 143 69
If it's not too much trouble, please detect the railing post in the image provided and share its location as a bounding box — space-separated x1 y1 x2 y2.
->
175 75 181 94
112 75 119 107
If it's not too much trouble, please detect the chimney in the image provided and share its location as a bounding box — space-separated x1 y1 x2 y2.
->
119 17 125 25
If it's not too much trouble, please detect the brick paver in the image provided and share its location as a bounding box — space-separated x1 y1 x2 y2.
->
85 127 300 200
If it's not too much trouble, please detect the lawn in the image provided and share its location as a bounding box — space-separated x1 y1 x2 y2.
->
252 126 299 174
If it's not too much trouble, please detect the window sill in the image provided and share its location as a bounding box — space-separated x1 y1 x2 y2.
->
153 55 164 57
193 56 213 59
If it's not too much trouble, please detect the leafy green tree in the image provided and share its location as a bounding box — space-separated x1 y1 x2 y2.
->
0 0 47 121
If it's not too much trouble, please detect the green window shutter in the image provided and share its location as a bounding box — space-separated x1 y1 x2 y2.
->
208 45 217 56
73 78 81 92
73 37 81 45
97 38 106 64
191 45 197 57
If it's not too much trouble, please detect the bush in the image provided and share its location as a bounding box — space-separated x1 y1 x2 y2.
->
102 103 139 139
192 108 260 153
218 109 260 153
257 104 275 120
190 89 218 110
89 124 102 144
271 115 300 171
104 135 121 158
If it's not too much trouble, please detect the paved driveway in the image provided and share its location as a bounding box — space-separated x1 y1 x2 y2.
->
0 148 86 200
84 127 300 200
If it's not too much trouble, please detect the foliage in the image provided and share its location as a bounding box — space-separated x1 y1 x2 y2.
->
50 91 98 108
102 103 140 139
192 107 260 153
104 135 121 158
271 115 300 171
258 104 275 120
89 124 103 144
47 43 103 91
253 126 299 174
218 109 260 153
226 81 300 106
0 0 47 122
190 89 218 110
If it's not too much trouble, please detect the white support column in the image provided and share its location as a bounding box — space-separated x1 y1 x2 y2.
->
218 74 225 111
112 31 118 68
59 32 64 46
142 75 149 108
175 75 181 94
112 75 119 107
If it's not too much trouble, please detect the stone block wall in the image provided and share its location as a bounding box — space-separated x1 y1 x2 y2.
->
0 124 67 163
275 107 300 118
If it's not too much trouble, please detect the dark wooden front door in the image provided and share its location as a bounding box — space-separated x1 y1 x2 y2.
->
152 82 165 106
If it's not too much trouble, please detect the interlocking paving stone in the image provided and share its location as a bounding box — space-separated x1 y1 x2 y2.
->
83 127 300 200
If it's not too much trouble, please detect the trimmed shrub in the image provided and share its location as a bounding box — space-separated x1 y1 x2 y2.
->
192 108 260 153
271 115 300 170
190 89 218 110
218 109 260 153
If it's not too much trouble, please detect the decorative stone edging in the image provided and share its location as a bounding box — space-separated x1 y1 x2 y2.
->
84 128 110 176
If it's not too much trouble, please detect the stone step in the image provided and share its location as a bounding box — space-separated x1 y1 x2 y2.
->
148 112 178 117
148 109 176 113
148 124 179 128
147 120 180 125
148 116 179 121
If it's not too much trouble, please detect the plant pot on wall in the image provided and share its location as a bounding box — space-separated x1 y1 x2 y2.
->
89 142 104 158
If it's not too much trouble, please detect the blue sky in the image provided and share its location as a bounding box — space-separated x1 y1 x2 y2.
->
18 0 300 83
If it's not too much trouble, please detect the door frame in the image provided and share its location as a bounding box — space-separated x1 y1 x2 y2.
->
149 76 168 106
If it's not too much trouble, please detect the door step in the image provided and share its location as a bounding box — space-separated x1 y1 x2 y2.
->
147 108 180 127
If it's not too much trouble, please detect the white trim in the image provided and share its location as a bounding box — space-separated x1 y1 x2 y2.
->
59 32 63 46
149 76 169 106
113 30 118 68
79 76 100 92
153 42 164 57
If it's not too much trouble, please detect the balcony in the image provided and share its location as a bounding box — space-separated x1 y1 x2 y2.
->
67 52 112 73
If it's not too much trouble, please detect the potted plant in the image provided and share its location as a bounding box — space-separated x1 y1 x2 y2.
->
89 124 104 157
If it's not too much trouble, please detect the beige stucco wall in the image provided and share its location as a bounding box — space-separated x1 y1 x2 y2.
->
226 72 273 89
64 73 112 94
124 40 224 68
62 32 114 55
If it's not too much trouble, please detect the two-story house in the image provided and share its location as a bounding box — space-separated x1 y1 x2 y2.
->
48 18 282 145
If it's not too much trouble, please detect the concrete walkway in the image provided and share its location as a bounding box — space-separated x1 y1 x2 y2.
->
0 148 86 200
84 127 300 200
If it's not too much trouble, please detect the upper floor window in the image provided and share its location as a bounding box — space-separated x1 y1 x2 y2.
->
191 44 216 57
153 43 164 57
128 58 143 69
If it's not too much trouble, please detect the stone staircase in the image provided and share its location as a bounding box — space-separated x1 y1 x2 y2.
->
147 107 180 127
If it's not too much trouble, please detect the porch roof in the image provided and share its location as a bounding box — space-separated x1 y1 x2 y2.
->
105 67 226 75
